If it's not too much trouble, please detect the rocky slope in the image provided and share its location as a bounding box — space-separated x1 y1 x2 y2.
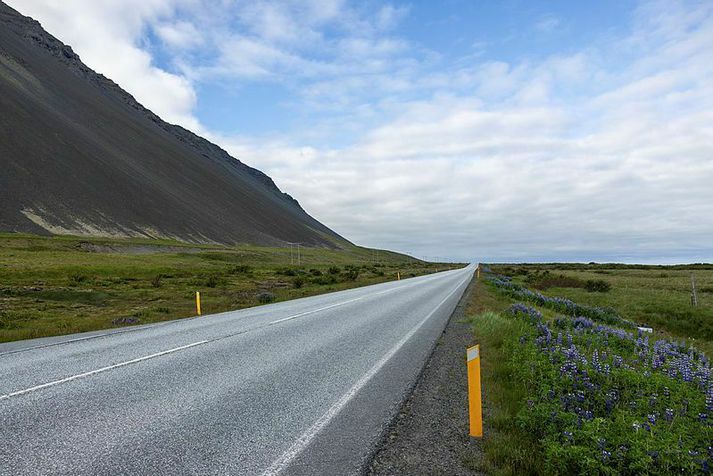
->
0 2 347 247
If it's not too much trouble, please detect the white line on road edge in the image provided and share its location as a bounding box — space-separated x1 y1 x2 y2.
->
260 273 471 476
0 268 472 401
268 297 364 325
0 268 463 358
0 341 207 401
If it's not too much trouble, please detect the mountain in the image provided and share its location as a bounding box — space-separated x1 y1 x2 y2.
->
0 2 348 248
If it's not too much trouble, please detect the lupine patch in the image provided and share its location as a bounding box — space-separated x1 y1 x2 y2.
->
487 274 712 474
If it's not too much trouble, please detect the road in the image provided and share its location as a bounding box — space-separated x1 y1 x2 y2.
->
0 264 475 475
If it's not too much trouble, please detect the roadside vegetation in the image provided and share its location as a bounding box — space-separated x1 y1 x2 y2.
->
467 264 712 475
0 233 461 342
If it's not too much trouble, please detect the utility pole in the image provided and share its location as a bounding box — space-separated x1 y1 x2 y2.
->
691 273 698 307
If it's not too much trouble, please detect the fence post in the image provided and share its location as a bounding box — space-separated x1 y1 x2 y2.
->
196 291 202 316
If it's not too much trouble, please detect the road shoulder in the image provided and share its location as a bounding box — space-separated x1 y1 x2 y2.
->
367 278 484 475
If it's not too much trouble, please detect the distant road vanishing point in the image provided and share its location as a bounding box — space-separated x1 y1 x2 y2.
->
0 265 474 475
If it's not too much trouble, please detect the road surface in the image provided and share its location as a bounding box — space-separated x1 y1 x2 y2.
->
0 264 474 475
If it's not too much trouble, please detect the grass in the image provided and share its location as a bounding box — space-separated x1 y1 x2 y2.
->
0 232 463 342
492 263 713 356
466 265 712 475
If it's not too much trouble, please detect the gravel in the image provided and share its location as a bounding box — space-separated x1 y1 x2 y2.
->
367 279 484 475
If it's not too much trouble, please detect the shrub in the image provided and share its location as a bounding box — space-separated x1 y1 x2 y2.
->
310 268 322 276
312 275 337 285
69 273 87 285
585 279 611 293
257 292 276 304
205 274 221 288
529 274 585 290
229 264 252 274
342 268 359 281
150 274 163 288
293 276 305 289
328 266 340 275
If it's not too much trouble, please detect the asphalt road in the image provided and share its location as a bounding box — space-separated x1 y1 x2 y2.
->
0 264 475 475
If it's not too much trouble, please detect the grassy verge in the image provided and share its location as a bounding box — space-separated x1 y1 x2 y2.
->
492 263 713 355
466 270 712 475
465 278 544 475
0 233 462 342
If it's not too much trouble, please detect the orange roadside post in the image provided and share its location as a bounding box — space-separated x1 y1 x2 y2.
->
467 344 483 438
195 291 202 316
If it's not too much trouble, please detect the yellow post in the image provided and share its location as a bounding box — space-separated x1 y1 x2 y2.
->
477 266 480 279
195 291 202 316
397 272 401 280
467 344 483 438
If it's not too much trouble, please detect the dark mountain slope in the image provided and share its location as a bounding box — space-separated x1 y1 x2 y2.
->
0 2 348 247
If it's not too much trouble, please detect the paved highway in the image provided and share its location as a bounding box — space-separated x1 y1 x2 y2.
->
0 264 474 475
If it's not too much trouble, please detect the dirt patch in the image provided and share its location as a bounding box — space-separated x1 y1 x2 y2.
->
367 280 484 476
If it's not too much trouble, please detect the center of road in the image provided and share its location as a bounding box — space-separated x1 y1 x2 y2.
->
0 296 366 401
260 273 471 475
0 270 466 402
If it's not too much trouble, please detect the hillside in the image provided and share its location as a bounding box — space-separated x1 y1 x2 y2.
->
0 2 347 248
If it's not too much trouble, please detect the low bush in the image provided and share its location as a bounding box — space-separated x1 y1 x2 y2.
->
68 273 87 285
257 292 276 304
229 264 252 274
328 266 340 275
205 274 221 288
528 274 586 290
150 274 162 288
309 268 322 276
585 279 611 293
293 276 305 289
312 275 337 285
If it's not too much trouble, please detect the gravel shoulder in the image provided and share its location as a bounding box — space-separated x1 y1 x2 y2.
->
367 278 484 475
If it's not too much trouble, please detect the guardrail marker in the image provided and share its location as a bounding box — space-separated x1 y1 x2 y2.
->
196 291 202 316
467 344 483 438
397 272 401 280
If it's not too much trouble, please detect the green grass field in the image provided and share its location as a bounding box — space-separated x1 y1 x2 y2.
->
0 233 461 342
492 263 713 355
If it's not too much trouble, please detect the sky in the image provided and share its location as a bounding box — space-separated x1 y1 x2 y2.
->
6 0 713 263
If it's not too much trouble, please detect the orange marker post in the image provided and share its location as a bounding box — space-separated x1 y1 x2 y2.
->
467 344 483 438
195 291 202 316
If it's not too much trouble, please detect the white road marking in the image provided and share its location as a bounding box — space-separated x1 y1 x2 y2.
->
0 268 471 401
268 297 364 325
260 274 470 476
0 341 207 401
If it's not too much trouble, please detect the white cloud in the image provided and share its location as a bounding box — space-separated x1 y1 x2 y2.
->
154 20 204 49
6 0 713 262
5 0 201 129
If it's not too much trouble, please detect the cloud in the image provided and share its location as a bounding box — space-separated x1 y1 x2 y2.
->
6 0 713 262
154 20 204 49
5 0 201 129
212 2 713 262
534 14 561 33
